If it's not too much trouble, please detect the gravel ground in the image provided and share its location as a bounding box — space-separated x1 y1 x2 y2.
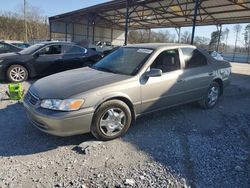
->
0 63 249 188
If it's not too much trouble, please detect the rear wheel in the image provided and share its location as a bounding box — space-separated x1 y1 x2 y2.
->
7 65 28 82
91 100 132 141
199 82 220 109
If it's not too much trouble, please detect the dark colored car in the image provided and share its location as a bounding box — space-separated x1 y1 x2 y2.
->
0 42 102 82
0 41 22 54
11 43 30 49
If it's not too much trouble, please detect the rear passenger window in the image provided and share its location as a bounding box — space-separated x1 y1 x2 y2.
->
63 45 87 54
181 48 207 68
150 49 180 73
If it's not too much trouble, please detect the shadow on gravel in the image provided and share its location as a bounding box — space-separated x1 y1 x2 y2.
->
0 102 93 157
121 81 250 188
122 103 201 187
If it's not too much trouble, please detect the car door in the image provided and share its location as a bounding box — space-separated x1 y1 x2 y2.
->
140 48 187 113
180 47 213 101
61 45 88 70
33 44 63 75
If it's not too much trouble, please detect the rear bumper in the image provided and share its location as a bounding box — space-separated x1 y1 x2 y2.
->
23 100 94 136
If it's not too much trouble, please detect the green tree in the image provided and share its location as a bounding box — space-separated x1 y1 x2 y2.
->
0 3 48 42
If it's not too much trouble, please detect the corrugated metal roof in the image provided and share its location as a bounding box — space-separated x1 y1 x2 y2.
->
49 0 250 29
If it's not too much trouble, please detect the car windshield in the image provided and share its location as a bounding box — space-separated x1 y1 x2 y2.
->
19 44 44 54
92 47 154 75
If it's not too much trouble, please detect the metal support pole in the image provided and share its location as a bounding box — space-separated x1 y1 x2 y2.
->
191 0 199 45
148 29 151 42
111 27 113 44
247 32 250 63
91 14 95 44
87 15 90 42
124 0 129 45
65 23 68 41
72 23 75 42
49 21 52 40
24 0 28 42
216 24 222 52
92 25 95 44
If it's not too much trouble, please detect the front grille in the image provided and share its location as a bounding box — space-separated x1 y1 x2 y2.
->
25 91 39 106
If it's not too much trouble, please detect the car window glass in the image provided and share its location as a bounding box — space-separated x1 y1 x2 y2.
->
63 45 86 54
150 49 180 73
181 48 207 68
0 44 9 50
39 45 61 55
93 47 153 75
211 51 217 57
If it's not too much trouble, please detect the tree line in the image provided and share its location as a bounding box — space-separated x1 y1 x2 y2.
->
0 4 48 42
128 24 250 56
0 4 249 59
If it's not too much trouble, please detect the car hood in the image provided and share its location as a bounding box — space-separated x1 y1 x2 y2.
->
30 67 131 99
0 52 19 59
0 52 31 63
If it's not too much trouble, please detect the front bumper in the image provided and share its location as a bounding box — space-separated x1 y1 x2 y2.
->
23 99 94 137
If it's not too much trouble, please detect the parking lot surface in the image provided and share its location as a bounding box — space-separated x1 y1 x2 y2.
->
0 63 249 188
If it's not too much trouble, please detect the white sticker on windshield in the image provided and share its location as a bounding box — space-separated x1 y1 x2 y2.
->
137 49 153 54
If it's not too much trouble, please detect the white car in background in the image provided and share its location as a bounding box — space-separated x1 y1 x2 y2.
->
210 51 224 61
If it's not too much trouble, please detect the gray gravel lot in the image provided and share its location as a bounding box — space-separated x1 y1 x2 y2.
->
0 63 249 188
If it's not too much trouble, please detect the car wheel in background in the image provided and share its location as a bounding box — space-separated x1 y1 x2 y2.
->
7 65 28 82
199 82 220 109
91 100 132 141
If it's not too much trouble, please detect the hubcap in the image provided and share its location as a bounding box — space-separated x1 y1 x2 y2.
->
10 67 25 82
207 86 219 106
100 108 126 137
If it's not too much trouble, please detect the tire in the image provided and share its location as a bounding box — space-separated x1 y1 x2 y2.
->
91 100 132 141
7 65 28 82
199 82 220 109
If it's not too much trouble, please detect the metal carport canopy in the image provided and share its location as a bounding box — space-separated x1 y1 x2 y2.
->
49 0 250 44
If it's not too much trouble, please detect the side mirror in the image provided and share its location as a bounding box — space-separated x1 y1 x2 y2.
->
144 68 162 77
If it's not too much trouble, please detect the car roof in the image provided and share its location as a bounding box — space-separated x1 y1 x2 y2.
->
38 41 76 46
126 43 195 50
2 40 24 44
0 41 22 48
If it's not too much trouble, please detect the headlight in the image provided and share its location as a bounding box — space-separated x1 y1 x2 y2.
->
40 99 84 111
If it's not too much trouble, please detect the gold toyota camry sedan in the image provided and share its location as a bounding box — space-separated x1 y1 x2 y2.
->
24 43 231 140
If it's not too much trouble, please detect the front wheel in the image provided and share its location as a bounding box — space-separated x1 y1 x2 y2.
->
91 100 132 141
199 82 220 109
7 65 28 82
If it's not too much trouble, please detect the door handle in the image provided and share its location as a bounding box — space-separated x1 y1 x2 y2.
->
209 72 214 76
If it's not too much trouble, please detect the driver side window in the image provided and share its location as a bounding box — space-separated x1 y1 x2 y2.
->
150 49 181 73
39 45 61 55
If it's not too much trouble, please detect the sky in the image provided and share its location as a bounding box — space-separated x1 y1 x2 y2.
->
0 0 249 46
